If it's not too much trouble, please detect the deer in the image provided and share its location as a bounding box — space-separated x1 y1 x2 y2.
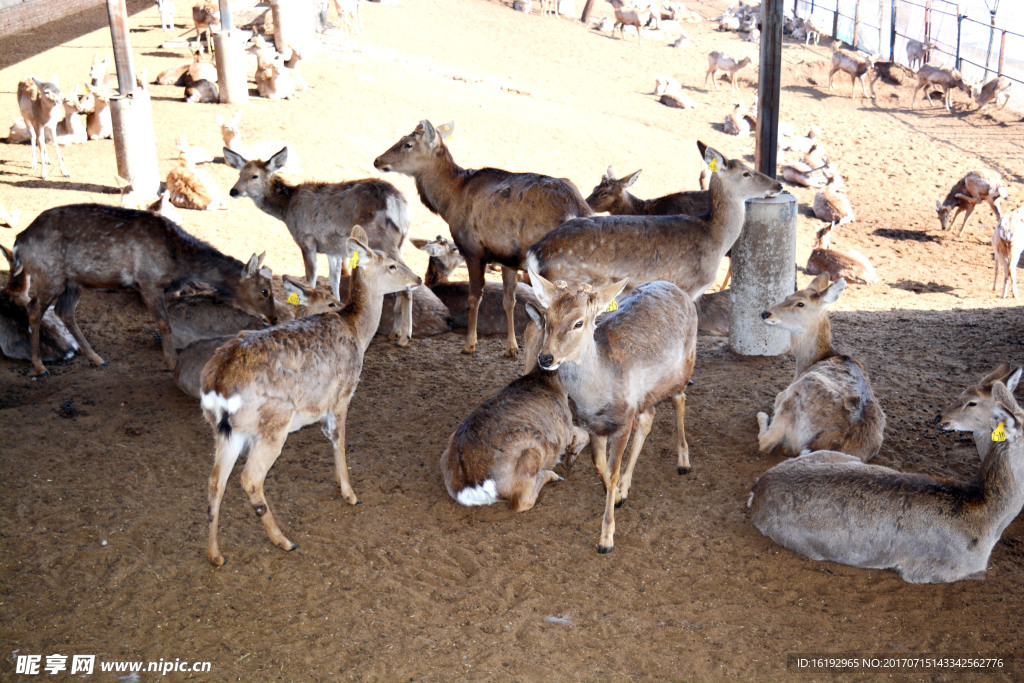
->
255 51 297 100
911 65 970 111
796 15 825 46
440 353 590 512
539 0 559 17
935 169 1007 238
780 149 829 188
373 119 592 357
54 88 88 145
586 167 710 217
828 43 876 99
607 0 645 42
17 77 70 180
225 146 415 345
202 226 420 566
755 274 886 461
216 111 300 173
806 223 878 285
415 235 537 336
936 363 1022 461
0 245 78 364
749 379 1024 584
812 167 854 225
724 100 754 135
79 86 112 140
184 79 218 103
973 76 1011 112
192 1 220 54
332 0 364 35
526 142 782 306
704 51 752 92
154 46 217 86
527 272 698 553
906 39 933 71
11 203 277 376
990 206 1023 299
156 0 175 31
173 275 342 399
167 139 227 211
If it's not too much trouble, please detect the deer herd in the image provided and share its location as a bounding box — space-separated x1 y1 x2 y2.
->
1 1 1022 585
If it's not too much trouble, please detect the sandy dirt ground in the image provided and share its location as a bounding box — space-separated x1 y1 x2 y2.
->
1 0 1024 679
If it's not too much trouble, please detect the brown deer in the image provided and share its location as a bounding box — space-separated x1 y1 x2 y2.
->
373 119 592 357
805 223 878 285
192 1 220 54
0 245 78 364
17 77 70 180
201 226 420 566
937 363 1022 461
756 274 885 461
528 272 698 553
749 379 1024 584
990 206 1023 298
527 142 781 303
225 146 415 346
11 203 277 376
935 169 1008 238
828 43 877 99
973 76 1011 112
912 64 970 111
167 140 226 210
704 51 752 92
79 86 112 140
585 167 710 216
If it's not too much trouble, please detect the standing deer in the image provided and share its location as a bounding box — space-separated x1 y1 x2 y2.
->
936 363 1022 461
0 245 78 364
828 43 876 99
704 51 752 92
935 169 1007 238
11 204 276 375
225 146 415 346
527 143 782 303
607 0 646 42
990 206 1023 298
373 119 592 357
156 0 175 31
202 226 420 566
192 1 220 54
17 77 70 180
756 274 885 461
906 39 933 71
527 272 698 553
911 65 970 111
749 380 1024 584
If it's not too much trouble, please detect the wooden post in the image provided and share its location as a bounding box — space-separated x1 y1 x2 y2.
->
853 0 860 48
889 0 897 61
213 0 248 105
105 0 135 95
755 0 783 178
581 0 595 24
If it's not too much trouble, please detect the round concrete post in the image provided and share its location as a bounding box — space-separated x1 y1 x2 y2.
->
109 90 160 199
728 192 797 356
214 30 249 105
270 0 316 57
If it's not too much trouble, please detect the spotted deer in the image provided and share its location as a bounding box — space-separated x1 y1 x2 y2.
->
749 380 1024 584
585 167 710 216
756 274 885 461
374 120 592 357
936 363 1022 460
527 272 698 553
201 226 420 566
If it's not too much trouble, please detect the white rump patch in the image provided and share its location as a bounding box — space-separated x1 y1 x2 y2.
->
200 391 242 416
456 479 499 507
525 251 540 275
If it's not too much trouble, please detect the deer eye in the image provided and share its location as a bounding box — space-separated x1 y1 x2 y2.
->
966 401 977 407
796 302 805 307
403 142 413 150
573 320 584 329
388 264 397 271
251 174 259 180
261 289 269 298
743 171 751 177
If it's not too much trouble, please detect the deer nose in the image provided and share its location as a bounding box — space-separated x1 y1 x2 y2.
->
373 158 387 171
229 188 240 198
538 353 554 369
760 311 771 320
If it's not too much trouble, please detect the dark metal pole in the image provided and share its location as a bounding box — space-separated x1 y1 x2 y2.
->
755 0 784 178
581 0 595 23
219 0 233 31
890 0 897 61
105 0 135 95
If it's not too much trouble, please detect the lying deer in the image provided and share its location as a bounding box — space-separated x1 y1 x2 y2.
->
990 206 1023 298
374 119 592 357
911 65 970 111
828 42 876 99
527 142 782 304
935 169 1007 238
585 167 710 216
528 272 698 553
937 363 1022 461
11 203 276 375
225 146 415 346
202 226 420 566
17 76 69 180
216 111 300 173
79 86 112 140
441 339 590 512
756 274 885 461
812 168 854 225
749 379 1024 584
805 223 878 285
167 139 226 210
0 245 78 364
704 51 752 92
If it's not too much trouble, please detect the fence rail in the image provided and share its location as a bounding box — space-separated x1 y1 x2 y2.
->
792 0 1024 111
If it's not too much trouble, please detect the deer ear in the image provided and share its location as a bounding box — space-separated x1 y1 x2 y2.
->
243 252 266 278
593 279 628 313
282 276 315 305
410 237 429 249
525 302 545 327
436 121 454 140
418 120 437 146
1007 367 1023 394
528 267 558 308
991 381 1022 437
266 147 288 172
980 362 1014 387
604 166 617 181
223 147 247 169
820 277 847 304
347 227 372 268
622 170 642 188
700 143 726 173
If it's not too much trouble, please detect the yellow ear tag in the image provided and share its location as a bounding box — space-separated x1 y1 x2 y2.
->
605 300 619 313
992 422 1006 442
707 157 718 172
348 250 360 270
286 291 300 305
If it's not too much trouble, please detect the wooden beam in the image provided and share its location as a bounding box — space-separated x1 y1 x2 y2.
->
104 0 135 96
754 0 784 178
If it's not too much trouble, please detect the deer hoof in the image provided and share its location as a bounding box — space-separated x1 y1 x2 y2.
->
461 346 476 355
208 553 225 567
678 466 691 475
615 497 627 509
505 347 518 359
597 543 614 554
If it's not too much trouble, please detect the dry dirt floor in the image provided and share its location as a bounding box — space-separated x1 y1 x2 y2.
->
1 0 1024 680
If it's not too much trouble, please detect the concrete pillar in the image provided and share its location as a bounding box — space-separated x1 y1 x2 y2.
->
213 30 249 105
728 193 797 356
270 0 315 57
109 90 160 199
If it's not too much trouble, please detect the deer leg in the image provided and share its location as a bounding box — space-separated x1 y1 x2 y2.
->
462 258 485 355
327 253 343 302
500 266 519 358
616 407 654 507
391 289 412 346
53 283 105 368
720 259 732 289
591 434 610 492
48 126 69 177
598 429 631 554
672 390 691 474
207 430 249 566
139 285 177 371
26 123 39 173
27 293 55 375
956 203 977 239
323 402 360 505
828 68 836 91
756 410 787 453
239 422 295 553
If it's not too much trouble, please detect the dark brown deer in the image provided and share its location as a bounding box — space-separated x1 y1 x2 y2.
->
373 119 592 357
11 203 277 376
585 167 710 216
0 245 78 364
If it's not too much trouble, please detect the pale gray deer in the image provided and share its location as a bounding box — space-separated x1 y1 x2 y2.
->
989 206 1023 298
527 142 782 303
756 274 885 461
911 64 970 111
11 203 276 376
225 146 415 346
749 380 1024 584
201 226 420 566
17 77 70 180
936 363 1022 461
704 51 752 92
935 169 1008 238
905 38 933 71
373 119 592 357
0 244 78 364
527 273 697 553
828 43 876 99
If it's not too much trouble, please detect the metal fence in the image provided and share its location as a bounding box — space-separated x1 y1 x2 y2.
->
792 0 1024 111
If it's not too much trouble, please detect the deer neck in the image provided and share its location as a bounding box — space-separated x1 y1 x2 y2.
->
557 334 603 402
707 173 749 254
618 191 646 214
791 316 836 376
342 267 386 352
414 145 463 218
973 438 1024 536
253 174 294 222
423 256 450 289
